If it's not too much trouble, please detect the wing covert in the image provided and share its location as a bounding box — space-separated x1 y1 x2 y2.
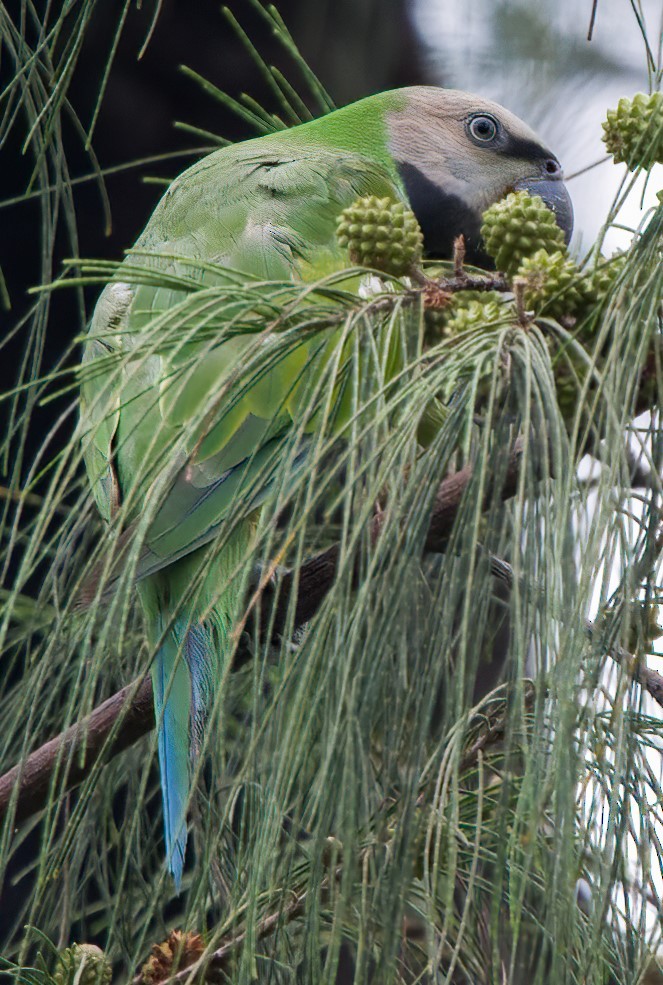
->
81 140 404 571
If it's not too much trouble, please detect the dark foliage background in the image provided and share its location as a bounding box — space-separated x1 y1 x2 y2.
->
1 4 661 982
0 0 425 386
0 0 426 947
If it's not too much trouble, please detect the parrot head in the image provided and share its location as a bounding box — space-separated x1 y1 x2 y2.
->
385 87 573 265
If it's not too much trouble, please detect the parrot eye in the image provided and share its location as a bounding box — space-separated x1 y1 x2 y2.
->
467 114 499 144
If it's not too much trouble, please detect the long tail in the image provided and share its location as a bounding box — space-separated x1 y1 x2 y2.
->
152 619 214 891
146 522 252 890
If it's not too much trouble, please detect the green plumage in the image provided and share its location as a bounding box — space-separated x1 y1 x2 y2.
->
83 91 409 543
79 85 571 887
80 91 410 888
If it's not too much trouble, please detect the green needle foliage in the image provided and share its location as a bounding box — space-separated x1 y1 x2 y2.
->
1 5 663 985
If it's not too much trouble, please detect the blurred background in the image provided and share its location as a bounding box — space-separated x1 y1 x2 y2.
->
2 0 660 523
2 0 660 341
414 0 662 252
1 0 661 952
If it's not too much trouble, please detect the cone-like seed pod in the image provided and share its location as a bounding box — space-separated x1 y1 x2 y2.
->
336 195 423 276
548 340 591 426
447 291 504 318
444 299 515 406
444 298 510 337
140 930 205 985
602 92 663 170
451 289 505 308
480 191 567 276
581 253 627 305
425 289 506 342
517 249 591 319
53 944 112 985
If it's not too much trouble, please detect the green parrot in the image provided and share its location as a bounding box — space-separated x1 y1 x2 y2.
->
79 86 572 889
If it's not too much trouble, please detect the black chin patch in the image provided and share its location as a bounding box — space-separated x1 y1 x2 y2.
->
397 162 493 268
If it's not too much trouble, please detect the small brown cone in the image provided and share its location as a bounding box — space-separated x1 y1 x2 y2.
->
140 931 205 984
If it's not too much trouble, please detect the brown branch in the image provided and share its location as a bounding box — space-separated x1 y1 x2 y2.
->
0 677 154 826
627 655 663 705
429 269 509 296
8 438 662 830
480 555 663 709
0 448 523 827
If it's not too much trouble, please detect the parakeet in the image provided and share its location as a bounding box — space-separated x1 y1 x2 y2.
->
80 86 573 889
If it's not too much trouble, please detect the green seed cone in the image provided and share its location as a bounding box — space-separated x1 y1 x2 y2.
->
571 254 629 342
444 298 510 337
581 253 627 304
602 92 663 171
424 290 503 342
454 300 513 407
546 336 594 428
424 296 513 406
517 249 591 320
336 195 423 276
480 191 567 276
424 291 502 342
53 944 112 985
451 289 505 308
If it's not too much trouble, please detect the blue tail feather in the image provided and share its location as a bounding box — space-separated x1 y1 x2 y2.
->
185 623 214 757
146 522 251 889
153 619 213 892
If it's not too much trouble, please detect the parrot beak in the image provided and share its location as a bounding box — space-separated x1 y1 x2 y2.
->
514 176 574 245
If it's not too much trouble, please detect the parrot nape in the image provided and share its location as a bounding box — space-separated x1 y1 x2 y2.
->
80 86 573 889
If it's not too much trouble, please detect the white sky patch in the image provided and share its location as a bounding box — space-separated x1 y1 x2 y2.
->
413 0 663 945
412 0 662 253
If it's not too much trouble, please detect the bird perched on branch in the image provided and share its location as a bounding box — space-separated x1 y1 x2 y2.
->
80 86 572 890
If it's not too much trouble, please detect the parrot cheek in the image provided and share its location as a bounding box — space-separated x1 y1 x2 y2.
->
397 161 485 263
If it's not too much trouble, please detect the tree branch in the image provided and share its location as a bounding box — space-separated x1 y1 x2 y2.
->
0 447 523 827
0 677 154 826
3 437 662 830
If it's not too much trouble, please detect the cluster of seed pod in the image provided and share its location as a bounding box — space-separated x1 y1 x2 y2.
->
336 195 423 277
53 944 112 985
602 91 663 171
337 91 660 427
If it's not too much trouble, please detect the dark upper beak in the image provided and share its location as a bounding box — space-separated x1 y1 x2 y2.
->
514 167 574 245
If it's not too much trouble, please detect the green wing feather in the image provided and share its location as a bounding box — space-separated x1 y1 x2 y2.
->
79 128 408 888
81 138 404 568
